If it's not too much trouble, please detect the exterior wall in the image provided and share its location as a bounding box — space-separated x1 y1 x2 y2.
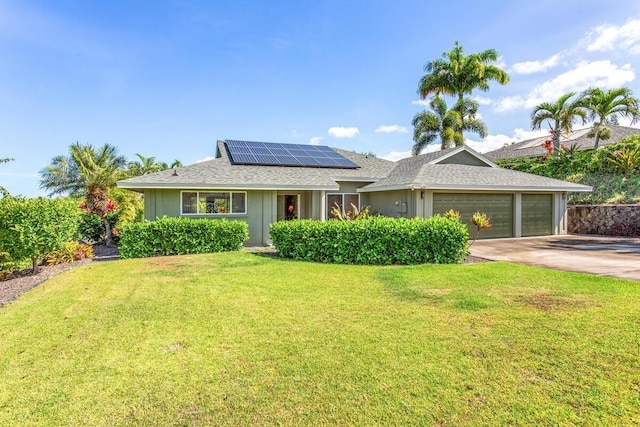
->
368 190 414 218
143 189 275 246
568 204 640 235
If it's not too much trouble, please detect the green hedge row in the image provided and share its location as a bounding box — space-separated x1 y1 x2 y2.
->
269 216 469 265
119 217 249 259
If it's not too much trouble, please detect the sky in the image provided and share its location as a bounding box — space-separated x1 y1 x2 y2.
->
2 0 640 197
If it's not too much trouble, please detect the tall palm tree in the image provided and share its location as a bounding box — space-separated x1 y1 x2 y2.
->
579 87 640 149
412 96 487 154
40 143 126 246
127 154 169 176
418 41 510 104
531 92 587 154
0 157 14 196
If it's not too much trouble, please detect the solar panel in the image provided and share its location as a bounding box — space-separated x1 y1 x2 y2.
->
225 140 359 169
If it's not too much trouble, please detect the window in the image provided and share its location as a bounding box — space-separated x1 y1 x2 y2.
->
181 191 247 215
326 193 360 219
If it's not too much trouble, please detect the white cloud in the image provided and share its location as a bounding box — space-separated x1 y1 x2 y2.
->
586 19 640 54
494 96 525 112
511 53 561 74
411 99 430 107
380 150 411 161
494 60 635 112
196 156 215 163
309 136 323 145
375 124 408 134
467 128 550 153
328 126 359 138
473 95 493 105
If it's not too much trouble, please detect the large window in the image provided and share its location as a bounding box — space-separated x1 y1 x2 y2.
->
327 193 360 219
181 191 247 215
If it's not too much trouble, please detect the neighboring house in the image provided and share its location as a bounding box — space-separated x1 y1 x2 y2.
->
117 139 591 245
484 125 640 161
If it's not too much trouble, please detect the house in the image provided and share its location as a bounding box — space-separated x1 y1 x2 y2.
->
484 125 640 161
117 139 591 245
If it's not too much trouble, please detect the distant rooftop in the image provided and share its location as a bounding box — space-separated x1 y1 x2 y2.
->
484 125 640 161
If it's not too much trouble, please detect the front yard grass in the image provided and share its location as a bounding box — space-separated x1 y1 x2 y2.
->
1 252 639 426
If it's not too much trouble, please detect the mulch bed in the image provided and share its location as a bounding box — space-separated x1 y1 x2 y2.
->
0 245 119 306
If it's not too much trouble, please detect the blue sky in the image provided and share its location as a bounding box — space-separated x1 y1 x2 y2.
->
2 0 640 197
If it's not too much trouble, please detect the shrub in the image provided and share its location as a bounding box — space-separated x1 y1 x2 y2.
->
269 216 469 265
0 197 80 273
119 217 249 259
78 211 119 243
46 241 94 265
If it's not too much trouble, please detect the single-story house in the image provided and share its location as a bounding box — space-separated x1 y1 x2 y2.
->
117 139 591 245
484 125 640 161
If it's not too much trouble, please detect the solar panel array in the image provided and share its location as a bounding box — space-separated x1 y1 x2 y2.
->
225 140 359 169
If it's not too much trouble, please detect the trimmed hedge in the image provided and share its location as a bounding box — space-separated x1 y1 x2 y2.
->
119 217 249 259
270 216 469 265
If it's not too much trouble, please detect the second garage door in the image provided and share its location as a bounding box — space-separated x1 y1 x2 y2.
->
521 194 553 236
433 193 514 239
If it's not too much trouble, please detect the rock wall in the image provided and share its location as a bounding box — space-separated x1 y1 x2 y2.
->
568 204 640 236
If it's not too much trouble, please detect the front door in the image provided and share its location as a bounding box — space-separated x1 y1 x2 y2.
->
277 194 299 221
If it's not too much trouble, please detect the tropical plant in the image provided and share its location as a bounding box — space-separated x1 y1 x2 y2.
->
170 159 183 168
330 203 371 220
531 92 587 154
418 41 509 105
127 154 169 176
608 145 640 177
412 96 487 154
416 42 506 150
45 241 94 265
579 87 640 149
469 212 492 246
39 143 127 246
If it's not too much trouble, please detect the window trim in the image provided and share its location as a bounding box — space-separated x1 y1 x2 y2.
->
326 193 360 219
181 190 247 215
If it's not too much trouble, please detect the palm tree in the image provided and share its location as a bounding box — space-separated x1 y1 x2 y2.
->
418 41 510 105
127 154 169 176
170 159 183 168
412 96 487 154
531 92 587 154
0 157 14 196
40 143 126 246
579 87 640 149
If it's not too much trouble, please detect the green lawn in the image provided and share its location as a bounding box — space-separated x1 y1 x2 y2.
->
1 252 639 426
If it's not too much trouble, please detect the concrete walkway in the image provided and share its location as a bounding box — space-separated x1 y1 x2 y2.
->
469 234 640 281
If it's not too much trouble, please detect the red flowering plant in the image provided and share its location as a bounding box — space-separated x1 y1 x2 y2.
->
80 188 118 246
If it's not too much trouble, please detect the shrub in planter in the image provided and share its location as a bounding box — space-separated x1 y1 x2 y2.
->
270 216 468 265
119 217 249 259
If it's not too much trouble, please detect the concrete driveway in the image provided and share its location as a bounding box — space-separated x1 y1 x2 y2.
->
469 234 640 281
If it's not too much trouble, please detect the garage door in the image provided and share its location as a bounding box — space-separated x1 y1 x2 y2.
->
433 193 513 239
521 194 553 237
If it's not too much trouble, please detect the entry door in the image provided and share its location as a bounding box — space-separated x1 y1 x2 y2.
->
277 194 300 221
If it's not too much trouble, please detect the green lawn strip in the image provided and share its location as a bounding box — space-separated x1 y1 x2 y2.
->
0 253 638 426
